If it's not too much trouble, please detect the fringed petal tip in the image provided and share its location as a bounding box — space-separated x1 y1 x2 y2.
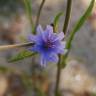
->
28 34 36 42
36 25 43 34
58 32 65 40
40 55 47 67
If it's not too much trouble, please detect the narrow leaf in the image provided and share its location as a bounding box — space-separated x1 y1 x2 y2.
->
66 0 95 50
9 50 36 62
53 12 63 32
61 0 95 67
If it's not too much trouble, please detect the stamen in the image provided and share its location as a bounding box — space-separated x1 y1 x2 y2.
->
44 39 53 49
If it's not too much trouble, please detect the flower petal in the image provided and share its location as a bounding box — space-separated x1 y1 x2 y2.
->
44 25 53 38
57 32 64 40
46 53 59 63
56 47 68 54
56 48 65 54
50 33 58 42
50 41 66 54
51 32 64 42
40 54 47 67
28 25 67 66
36 25 48 42
28 34 36 42
36 25 43 35
29 44 42 53
28 34 43 44
61 41 66 48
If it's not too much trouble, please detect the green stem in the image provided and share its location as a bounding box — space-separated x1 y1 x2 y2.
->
34 0 46 33
0 42 34 50
63 0 72 34
54 0 72 95
55 56 62 96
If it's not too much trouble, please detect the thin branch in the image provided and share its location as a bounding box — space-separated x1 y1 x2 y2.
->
34 0 46 32
54 0 72 95
63 0 72 34
54 55 62 96
0 42 34 50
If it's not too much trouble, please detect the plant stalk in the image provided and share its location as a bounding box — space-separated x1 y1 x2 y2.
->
54 55 62 96
34 0 46 32
63 0 72 34
0 42 34 50
54 0 72 95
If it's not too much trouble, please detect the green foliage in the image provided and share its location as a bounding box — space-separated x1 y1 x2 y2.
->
91 93 96 96
0 66 10 73
53 12 63 32
9 50 36 62
66 0 95 50
0 66 16 73
61 0 95 67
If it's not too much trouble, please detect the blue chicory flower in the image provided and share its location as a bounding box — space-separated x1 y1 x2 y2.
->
28 25 67 67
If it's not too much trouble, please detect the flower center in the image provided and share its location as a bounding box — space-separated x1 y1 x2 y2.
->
44 39 52 49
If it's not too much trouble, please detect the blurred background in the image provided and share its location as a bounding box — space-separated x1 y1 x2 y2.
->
0 0 96 96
